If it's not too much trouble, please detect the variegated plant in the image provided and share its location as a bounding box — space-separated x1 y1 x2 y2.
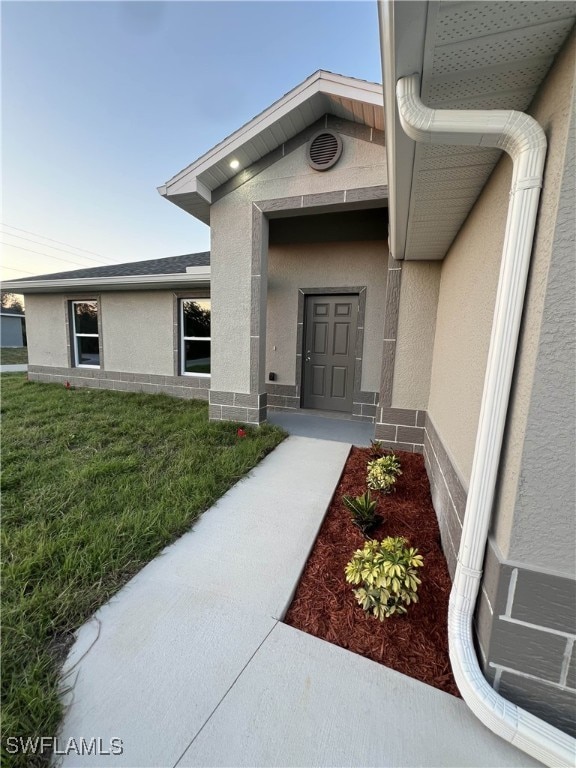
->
366 454 402 493
345 537 423 619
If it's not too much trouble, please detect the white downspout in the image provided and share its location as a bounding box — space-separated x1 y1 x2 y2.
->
396 74 576 768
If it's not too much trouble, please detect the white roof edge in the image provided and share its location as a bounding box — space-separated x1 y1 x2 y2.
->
0 312 25 317
378 0 428 260
161 70 384 196
2 271 211 293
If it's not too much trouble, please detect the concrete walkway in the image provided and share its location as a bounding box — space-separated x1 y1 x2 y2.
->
268 410 374 445
58 435 539 768
0 364 27 372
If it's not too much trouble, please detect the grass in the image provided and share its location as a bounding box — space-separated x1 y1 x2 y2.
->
1 375 285 767
1 348 28 365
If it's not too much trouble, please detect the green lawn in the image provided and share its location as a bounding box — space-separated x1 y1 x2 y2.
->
1 375 285 767
1 348 28 365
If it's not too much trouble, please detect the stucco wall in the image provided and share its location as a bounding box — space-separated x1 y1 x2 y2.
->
427 32 575 566
494 32 576 570
209 133 387 394
25 294 69 368
391 261 441 410
100 291 176 376
24 290 194 378
426 155 510 486
266 241 388 391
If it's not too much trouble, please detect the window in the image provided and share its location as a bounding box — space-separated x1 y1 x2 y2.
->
180 298 211 376
71 301 100 368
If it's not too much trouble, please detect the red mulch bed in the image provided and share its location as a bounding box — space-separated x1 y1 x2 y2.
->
284 446 460 697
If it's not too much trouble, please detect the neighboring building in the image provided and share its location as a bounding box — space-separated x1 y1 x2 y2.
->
4 0 575 750
0 306 26 348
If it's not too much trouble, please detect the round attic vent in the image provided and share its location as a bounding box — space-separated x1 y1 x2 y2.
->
307 130 343 171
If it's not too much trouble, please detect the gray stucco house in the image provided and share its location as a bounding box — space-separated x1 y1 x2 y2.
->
4 2 575 762
0 307 26 348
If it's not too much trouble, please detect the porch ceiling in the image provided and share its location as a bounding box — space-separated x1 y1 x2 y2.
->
158 71 384 225
381 0 576 260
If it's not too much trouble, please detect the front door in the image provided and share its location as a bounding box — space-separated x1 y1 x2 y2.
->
302 294 358 413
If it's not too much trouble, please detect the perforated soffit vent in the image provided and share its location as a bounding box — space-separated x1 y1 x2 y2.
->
307 130 343 170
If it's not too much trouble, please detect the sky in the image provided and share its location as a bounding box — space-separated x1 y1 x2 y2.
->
1 0 382 283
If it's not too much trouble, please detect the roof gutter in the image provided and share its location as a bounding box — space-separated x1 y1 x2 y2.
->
1 270 211 295
396 74 575 767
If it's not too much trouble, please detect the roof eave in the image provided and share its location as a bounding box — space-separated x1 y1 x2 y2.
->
159 70 384 223
157 189 211 225
2 271 211 295
379 0 429 261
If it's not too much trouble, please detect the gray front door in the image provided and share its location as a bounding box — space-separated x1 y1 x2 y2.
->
302 294 358 413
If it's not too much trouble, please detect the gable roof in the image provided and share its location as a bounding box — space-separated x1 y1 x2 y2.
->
1 253 210 294
158 70 384 224
381 0 576 261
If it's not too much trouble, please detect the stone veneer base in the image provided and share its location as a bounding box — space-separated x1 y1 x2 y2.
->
266 383 379 423
27 365 210 401
374 406 426 453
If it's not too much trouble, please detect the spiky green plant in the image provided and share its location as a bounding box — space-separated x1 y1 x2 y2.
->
345 537 424 619
369 439 386 458
342 491 380 534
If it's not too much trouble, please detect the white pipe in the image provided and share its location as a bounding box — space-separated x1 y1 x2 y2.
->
396 74 576 768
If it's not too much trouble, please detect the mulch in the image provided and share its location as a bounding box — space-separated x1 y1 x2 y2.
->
284 446 460 697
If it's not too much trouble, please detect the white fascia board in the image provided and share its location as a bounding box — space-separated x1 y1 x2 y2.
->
2 272 211 294
163 71 384 197
378 0 429 260
185 266 211 274
158 177 211 203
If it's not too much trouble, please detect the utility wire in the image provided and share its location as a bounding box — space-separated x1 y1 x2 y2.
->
1 242 107 269
2 230 114 265
0 223 117 264
1 265 37 276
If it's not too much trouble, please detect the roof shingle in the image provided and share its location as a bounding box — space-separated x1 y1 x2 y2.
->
17 252 210 282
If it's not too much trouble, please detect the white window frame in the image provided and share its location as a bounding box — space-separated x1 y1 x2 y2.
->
71 300 100 369
180 298 211 378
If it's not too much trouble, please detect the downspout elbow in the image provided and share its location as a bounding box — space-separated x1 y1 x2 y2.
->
397 74 546 164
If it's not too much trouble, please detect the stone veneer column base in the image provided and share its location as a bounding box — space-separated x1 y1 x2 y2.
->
27 366 210 400
374 406 426 452
208 391 267 424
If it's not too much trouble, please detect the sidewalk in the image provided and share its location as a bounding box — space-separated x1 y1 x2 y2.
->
0 364 27 372
58 435 540 768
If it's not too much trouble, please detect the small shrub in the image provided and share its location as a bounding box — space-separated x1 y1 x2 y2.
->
345 537 424 620
367 454 402 493
369 439 386 458
342 491 380 534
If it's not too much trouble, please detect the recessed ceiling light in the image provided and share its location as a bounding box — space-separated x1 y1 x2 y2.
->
229 159 240 169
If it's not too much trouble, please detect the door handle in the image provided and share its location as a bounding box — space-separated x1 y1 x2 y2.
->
305 350 311 362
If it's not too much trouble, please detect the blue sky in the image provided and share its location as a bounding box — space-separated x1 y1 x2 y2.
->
1 0 382 281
